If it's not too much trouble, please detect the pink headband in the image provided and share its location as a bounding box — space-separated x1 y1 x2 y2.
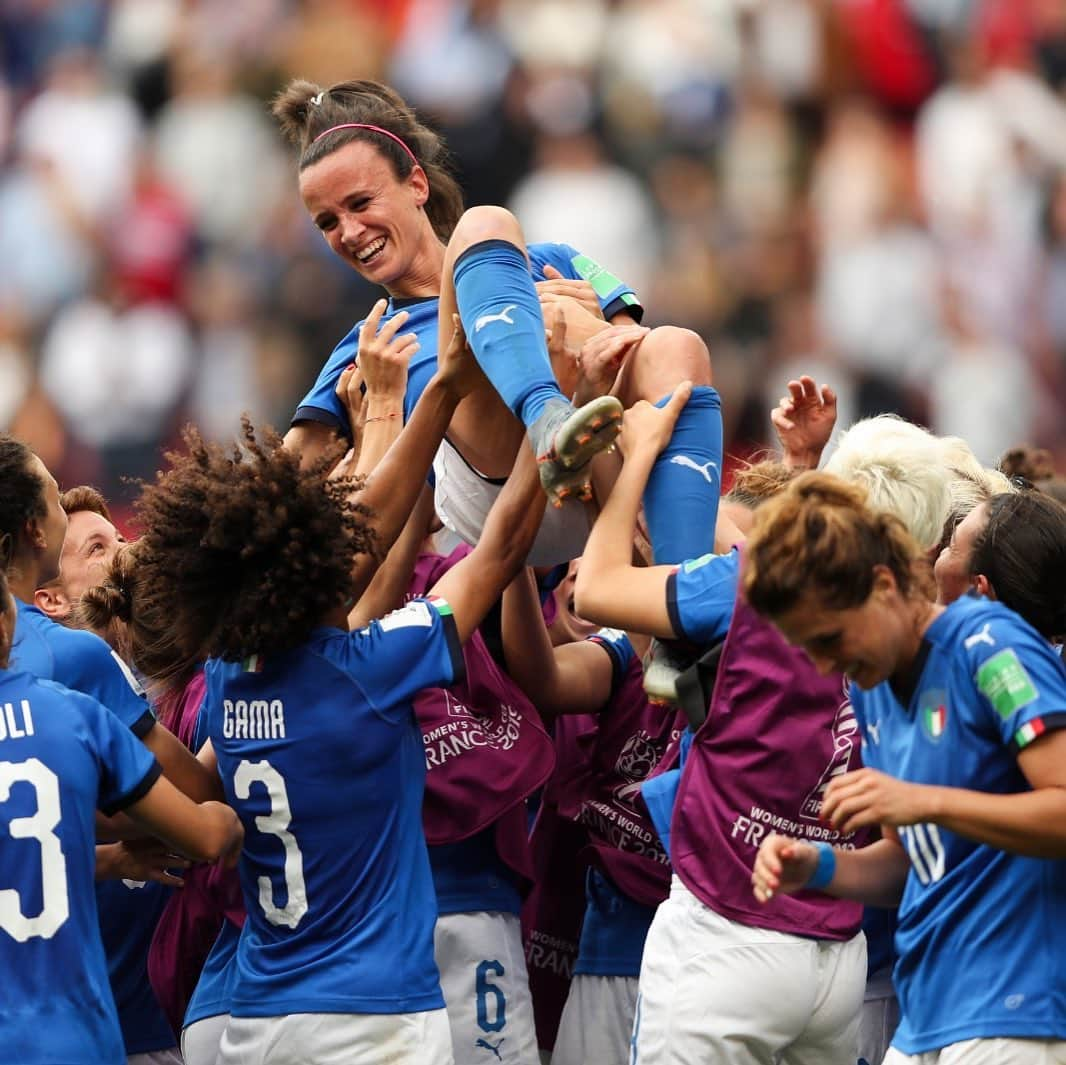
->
310 123 417 165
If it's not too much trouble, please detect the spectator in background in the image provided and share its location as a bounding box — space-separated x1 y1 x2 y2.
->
154 43 285 250
1 0 1065 515
38 263 194 499
508 127 659 299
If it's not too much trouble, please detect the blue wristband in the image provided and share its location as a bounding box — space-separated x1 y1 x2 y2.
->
806 841 837 890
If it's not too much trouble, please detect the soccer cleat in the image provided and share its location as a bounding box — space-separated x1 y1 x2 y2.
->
529 395 623 506
642 637 697 706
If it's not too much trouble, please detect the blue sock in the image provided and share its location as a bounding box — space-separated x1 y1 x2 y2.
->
453 239 564 428
642 386 723 565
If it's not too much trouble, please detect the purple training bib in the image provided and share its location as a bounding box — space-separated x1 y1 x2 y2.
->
671 568 868 940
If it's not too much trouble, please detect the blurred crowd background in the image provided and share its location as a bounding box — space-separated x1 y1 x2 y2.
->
3 0 1066 525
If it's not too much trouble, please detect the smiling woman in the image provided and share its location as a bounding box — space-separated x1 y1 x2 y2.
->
742 473 935 689
273 78 628 517
273 77 724 579
743 471 1066 1065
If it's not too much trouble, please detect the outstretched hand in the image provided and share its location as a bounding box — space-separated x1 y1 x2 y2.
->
618 382 692 460
770 375 837 470
751 833 819 903
357 298 417 400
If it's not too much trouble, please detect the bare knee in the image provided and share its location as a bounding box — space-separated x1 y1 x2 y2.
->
447 205 525 260
623 325 712 403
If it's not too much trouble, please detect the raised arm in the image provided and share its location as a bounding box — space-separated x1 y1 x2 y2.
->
574 386 692 636
331 318 478 603
338 298 419 476
501 568 616 717
429 444 547 645
771 375 837 471
347 483 434 631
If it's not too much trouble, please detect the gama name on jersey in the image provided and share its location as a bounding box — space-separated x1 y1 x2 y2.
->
222 698 286 740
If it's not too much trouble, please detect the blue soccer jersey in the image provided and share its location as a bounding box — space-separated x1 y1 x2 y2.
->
184 917 241 1029
573 869 657 979
205 598 464 1017
429 828 524 917
665 548 740 644
292 243 642 438
10 598 177 1053
11 599 155 736
0 670 160 1064
852 597 1066 1053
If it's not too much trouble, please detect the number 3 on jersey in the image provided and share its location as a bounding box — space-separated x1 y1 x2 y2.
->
0 759 69 942
234 759 308 929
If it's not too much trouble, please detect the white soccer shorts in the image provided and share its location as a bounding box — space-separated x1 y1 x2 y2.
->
630 875 866 1065
218 1008 454 1064
435 910 540 1065
433 438 590 567
552 972 640 1065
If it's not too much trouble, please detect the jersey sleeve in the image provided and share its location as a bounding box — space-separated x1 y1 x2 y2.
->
964 616 1066 754
529 242 643 323
56 628 156 738
340 597 465 723
64 686 162 815
585 628 635 696
291 323 361 438
666 549 740 644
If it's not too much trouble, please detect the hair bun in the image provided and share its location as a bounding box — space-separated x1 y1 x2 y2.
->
81 579 132 627
108 582 133 623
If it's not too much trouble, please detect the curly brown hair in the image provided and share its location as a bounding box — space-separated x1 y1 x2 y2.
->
742 471 932 619
85 419 378 666
271 78 464 242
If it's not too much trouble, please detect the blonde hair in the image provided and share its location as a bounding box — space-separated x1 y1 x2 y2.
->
742 471 932 618
824 415 951 550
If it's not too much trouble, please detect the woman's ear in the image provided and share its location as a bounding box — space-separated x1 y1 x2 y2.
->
34 583 72 621
871 563 901 599
972 573 995 600
409 163 430 208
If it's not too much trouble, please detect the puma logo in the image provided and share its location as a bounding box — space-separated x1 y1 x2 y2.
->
476 1037 505 1060
669 455 719 483
964 624 995 650
474 304 518 333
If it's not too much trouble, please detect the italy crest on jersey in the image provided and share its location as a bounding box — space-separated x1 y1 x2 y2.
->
919 689 948 742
